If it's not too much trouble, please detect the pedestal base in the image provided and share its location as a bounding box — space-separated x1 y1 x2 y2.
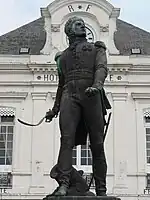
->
43 196 121 200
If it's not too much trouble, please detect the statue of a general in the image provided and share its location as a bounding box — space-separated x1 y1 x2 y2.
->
46 16 111 196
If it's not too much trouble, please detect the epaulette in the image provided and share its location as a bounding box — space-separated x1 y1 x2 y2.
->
94 41 106 50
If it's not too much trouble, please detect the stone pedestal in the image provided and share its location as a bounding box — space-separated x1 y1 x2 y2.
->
43 196 121 200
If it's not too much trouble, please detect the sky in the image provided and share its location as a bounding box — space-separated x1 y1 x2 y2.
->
0 0 150 36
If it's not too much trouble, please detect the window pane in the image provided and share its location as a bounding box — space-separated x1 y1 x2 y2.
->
146 136 150 141
7 134 13 141
147 157 150 163
88 158 92 165
0 126 6 133
72 150 76 157
81 158 86 165
1 116 14 123
146 128 150 135
147 143 150 149
88 150 92 157
6 157 12 165
81 150 86 157
8 126 13 134
7 142 13 149
0 158 5 165
147 150 150 156
0 150 5 157
0 142 5 148
6 150 12 157
72 158 76 165
0 134 6 141
145 117 150 123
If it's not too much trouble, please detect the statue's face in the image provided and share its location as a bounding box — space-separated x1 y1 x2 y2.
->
71 20 86 36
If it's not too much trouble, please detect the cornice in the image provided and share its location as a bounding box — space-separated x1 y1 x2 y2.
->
129 65 150 74
111 93 128 101
0 92 28 99
131 93 150 100
0 81 150 88
108 64 150 74
27 64 57 72
108 64 131 73
11 172 32 176
109 7 120 18
40 7 51 18
0 63 150 74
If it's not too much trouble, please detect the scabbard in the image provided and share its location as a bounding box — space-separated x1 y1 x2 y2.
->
17 116 46 127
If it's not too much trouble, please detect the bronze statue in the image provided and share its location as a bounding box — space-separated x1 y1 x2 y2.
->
46 16 111 196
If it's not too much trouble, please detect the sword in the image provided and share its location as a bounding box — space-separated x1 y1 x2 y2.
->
17 110 54 126
88 112 112 189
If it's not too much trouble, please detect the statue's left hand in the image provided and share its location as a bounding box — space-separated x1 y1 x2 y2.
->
45 109 56 123
85 87 99 97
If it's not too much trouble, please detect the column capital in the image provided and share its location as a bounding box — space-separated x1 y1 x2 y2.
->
112 93 128 101
31 92 48 100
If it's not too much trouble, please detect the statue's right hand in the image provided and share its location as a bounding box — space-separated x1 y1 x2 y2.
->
45 109 55 123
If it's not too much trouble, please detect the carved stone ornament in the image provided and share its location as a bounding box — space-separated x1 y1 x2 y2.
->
100 25 109 32
51 24 60 32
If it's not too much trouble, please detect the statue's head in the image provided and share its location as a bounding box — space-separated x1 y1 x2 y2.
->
64 17 86 38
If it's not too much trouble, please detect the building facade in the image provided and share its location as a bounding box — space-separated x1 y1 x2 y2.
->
0 0 150 199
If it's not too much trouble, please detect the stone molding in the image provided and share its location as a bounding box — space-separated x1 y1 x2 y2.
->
50 92 56 99
27 64 57 72
31 92 48 100
40 7 51 18
110 7 120 18
11 172 32 176
131 93 150 100
111 93 128 101
0 92 28 100
100 25 109 32
51 24 60 32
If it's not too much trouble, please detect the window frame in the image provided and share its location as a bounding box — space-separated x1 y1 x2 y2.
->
0 115 15 170
72 138 92 173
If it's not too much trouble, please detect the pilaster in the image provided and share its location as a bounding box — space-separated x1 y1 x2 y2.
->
29 92 48 193
111 93 128 194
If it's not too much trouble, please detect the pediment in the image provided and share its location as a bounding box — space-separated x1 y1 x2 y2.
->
40 0 120 57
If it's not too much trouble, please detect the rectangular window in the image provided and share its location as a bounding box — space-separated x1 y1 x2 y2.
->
72 146 77 165
147 174 150 188
0 116 14 166
72 138 92 166
81 139 92 166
